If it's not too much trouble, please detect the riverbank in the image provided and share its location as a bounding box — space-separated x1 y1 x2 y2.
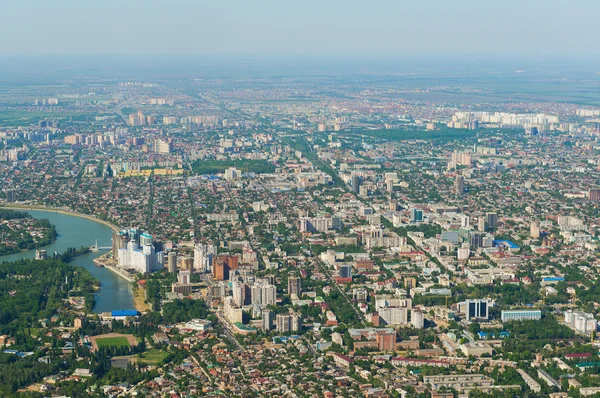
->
0 208 135 313
0 204 120 233
94 255 136 283
133 286 152 312
91 252 153 313
93 253 150 313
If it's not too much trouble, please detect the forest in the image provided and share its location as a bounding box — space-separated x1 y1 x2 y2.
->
0 259 97 335
191 159 275 175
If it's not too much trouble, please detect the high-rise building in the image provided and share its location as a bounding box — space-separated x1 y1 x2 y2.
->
167 251 177 273
376 331 397 351
457 245 470 260
486 212 498 232
232 280 246 307
299 217 333 233
288 275 302 297
409 208 423 223
154 138 173 154
224 297 243 324
463 299 490 321
530 221 540 239
117 233 164 273
213 255 239 281
262 309 273 331
460 215 470 228
378 307 408 325
588 189 600 202
180 256 193 270
276 313 302 332
224 167 239 180
339 264 352 279
128 110 146 126
403 277 417 289
351 175 361 194
455 175 465 195
213 261 228 281
178 270 191 285
469 232 485 248
478 217 486 232
140 233 153 247
564 310 597 334
194 244 217 272
251 279 276 306
411 310 425 329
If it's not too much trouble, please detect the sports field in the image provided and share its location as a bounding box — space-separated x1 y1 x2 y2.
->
96 336 131 348
138 349 169 364
90 333 138 351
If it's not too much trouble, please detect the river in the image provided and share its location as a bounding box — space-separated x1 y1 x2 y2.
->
0 210 134 313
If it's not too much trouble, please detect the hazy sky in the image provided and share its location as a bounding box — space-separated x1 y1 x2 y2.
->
1 0 598 57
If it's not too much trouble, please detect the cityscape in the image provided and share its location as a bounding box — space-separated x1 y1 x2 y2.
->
1 1 600 398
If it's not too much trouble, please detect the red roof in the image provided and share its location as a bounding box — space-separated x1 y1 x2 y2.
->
565 353 592 358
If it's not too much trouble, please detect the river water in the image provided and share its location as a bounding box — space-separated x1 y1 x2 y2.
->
0 210 134 313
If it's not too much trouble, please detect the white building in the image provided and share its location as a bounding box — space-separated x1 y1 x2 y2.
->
411 310 425 329
378 307 408 325
194 243 217 272
184 319 212 331
117 239 164 273
300 217 333 233
250 279 276 307
224 297 243 324
564 310 597 335
224 167 240 180
276 313 302 332
557 215 585 231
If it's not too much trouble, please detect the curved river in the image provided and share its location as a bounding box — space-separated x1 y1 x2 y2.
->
0 210 134 313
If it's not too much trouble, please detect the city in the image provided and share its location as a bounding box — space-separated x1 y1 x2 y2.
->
1 1 600 398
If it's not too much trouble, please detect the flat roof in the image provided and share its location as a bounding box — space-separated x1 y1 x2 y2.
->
233 322 256 331
493 240 519 249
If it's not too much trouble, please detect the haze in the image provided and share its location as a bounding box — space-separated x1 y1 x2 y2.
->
2 0 599 57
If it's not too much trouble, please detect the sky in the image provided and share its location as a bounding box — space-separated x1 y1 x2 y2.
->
1 0 599 57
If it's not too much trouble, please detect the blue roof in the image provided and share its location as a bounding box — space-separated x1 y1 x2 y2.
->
543 277 565 282
111 310 139 317
493 240 519 249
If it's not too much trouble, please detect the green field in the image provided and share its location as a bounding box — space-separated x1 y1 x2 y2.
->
96 336 131 348
138 349 168 364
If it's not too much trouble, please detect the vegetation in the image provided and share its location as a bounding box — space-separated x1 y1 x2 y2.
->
0 210 58 255
350 126 521 143
191 159 275 175
95 336 131 348
0 259 97 334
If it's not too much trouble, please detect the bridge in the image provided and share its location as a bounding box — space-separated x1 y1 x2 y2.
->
90 239 112 252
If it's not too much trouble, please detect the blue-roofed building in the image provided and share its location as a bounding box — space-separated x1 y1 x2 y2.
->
493 240 519 251
111 310 139 319
542 277 565 285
